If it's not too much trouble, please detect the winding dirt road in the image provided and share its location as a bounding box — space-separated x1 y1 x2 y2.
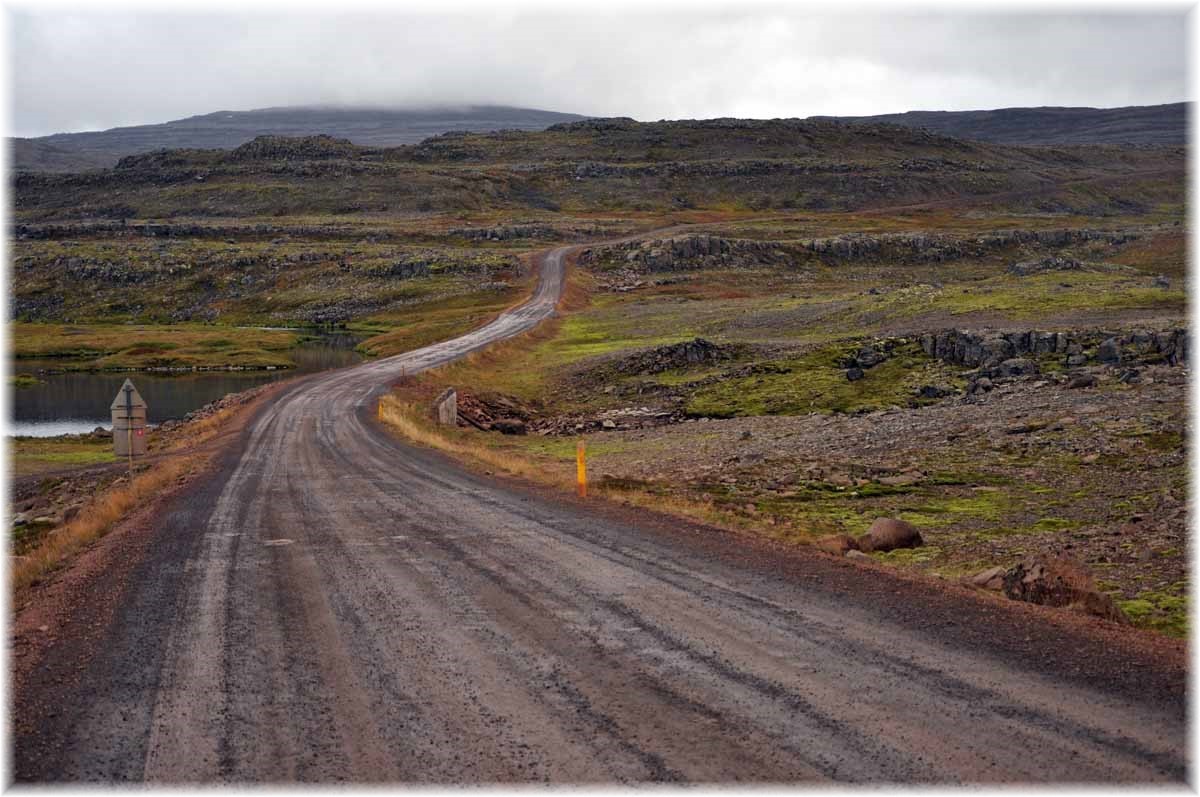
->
12 244 1187 784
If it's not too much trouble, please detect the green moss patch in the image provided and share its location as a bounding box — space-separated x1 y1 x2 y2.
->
1118 588 1187 638
13 322 300 370
11 436 118 478
684 341 965 418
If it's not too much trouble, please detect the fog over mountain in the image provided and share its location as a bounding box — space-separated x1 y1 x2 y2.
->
11 9 1186 138
11 105 589 172
11 100 1189 173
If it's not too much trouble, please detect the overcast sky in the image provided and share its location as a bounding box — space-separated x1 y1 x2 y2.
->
7 7 1189 137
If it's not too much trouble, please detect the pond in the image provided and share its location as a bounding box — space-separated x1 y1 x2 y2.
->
9 331 364 437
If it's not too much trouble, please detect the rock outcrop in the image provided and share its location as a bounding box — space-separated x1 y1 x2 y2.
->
1007 255 1084 276
580 227 1147 276
579 235 789 273
1001 552 1129 623
606 338 733 375
921 327 1188 369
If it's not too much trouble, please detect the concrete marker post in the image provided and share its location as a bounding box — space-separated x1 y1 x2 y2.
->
111 378 147 467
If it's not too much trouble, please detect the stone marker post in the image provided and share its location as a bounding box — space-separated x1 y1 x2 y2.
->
111 379 148 461
434 388 457 426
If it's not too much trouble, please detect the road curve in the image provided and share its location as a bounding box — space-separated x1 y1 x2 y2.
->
13 244 1187 784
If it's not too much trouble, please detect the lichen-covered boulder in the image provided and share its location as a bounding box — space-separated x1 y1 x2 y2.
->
857 518 923 553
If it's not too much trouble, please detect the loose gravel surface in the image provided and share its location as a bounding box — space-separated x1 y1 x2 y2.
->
11 245 1187 784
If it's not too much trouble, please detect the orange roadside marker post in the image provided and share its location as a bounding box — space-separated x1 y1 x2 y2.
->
576 439 587 498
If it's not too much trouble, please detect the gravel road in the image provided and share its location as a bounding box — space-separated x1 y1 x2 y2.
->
12 244 1187 784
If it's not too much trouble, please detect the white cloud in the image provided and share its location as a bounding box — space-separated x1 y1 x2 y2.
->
7 7 1188 137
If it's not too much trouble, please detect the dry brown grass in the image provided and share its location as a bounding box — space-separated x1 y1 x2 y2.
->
375 391 773 542
12 387 265 597
556 259 595 312
12 457 193 593
377 393 571 488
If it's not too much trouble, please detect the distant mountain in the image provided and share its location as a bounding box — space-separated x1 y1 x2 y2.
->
12 102 1186 173
811 103 1187 146
10 105 590 172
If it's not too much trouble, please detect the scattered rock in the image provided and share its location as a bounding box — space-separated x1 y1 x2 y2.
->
1067 374 1097 389
967 377 993 395
845 367 865 382
607 338 732 375
853 346 887 369
857 517 923 553
813 534 860 556
991 358 1039 378
1007 255 1083 277
970 566 1007 590
1001 552 1128 623
878 470 923 487
1153 274 1171 288
492 418 528 436
1005 420 1049 435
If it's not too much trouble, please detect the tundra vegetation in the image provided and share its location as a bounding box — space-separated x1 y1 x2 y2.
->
10 119 1188 635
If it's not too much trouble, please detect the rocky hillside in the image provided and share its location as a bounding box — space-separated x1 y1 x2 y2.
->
13 119 1185 221
815 103 1188 146
11 105 589 172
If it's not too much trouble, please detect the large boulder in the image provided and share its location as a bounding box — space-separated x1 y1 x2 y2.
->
991 358 1040 378
857 518 923 553
1001 552 1128 623
1098 337 1122 364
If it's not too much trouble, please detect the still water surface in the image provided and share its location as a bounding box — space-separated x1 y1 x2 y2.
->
10 332 363 437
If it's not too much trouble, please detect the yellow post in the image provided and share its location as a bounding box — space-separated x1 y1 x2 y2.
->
576 439 587 498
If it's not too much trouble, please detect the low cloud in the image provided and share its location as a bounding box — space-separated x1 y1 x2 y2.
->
9 8 1188 137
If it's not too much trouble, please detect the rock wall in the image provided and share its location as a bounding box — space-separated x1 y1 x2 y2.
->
579 235 791 272
580 227 1148 273
921 328 1188 369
